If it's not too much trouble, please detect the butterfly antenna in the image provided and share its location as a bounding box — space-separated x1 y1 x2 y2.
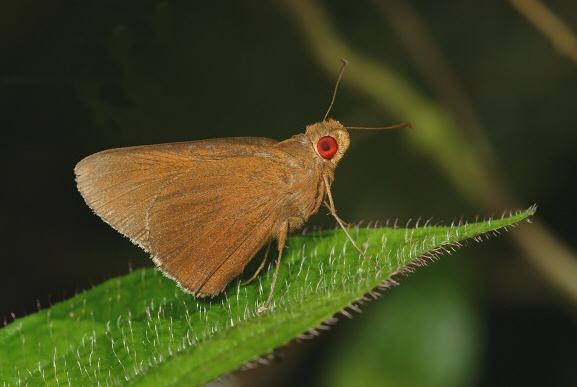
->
346 122 412 130
323 59 349 122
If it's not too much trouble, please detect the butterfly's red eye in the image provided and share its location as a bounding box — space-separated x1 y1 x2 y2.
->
317 136 338 159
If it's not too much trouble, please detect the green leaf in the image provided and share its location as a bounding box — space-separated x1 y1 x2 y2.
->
0 207 535 386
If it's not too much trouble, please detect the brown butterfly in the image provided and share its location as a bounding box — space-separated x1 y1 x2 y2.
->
75 61 409 311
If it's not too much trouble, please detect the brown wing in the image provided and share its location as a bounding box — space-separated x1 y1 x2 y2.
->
75 137 301 296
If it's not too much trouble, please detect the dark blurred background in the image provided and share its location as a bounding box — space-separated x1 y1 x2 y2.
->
1 1 576 386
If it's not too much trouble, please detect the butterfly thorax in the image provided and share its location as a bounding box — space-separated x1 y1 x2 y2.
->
273 120 349 232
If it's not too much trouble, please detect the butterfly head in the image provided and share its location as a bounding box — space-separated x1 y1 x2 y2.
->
306 118 350 166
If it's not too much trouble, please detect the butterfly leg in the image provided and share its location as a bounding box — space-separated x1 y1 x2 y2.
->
323 200 352 227
323 175 380 269
241 240 272 286
258 221 288 313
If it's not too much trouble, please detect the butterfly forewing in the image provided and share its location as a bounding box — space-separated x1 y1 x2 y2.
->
75 137 313 295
